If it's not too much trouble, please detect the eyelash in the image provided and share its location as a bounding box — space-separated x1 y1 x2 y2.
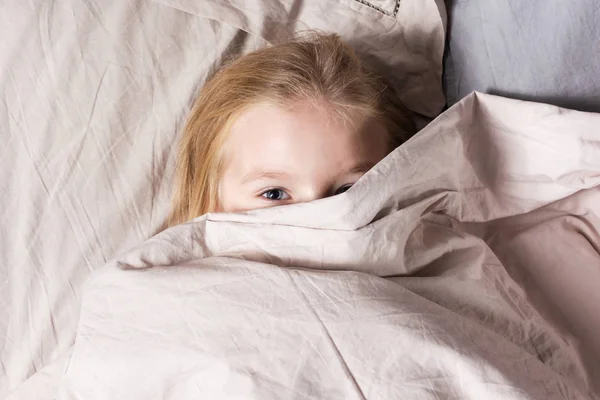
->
335 184 353 195
259 184 354 201
260 188 290 201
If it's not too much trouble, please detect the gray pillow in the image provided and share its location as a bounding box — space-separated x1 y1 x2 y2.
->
444 0 600 112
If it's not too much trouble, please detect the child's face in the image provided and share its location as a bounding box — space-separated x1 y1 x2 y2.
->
218 101 391 213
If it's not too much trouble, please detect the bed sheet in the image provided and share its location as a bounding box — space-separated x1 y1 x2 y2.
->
38 92 600 399
444 0 600 112
0 0 446 396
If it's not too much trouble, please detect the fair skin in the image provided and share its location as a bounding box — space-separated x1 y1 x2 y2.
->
218 100 391 213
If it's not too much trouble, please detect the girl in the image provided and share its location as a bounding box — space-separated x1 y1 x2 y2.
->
168 32 416 227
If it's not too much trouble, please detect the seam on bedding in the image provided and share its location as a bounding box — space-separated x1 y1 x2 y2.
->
352 0 401 17
393 0 400 17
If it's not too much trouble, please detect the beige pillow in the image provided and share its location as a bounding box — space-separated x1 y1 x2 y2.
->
159 0 447 117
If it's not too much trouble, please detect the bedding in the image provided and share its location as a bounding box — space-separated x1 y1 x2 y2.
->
444 0 600 112
0 0 446 397
12 92 600 399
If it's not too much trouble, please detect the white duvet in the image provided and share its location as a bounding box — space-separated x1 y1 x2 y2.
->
50 93 600 399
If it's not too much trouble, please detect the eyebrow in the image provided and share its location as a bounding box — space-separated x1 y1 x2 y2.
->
241 162 376 185
346 162 376 175
241 170 292 184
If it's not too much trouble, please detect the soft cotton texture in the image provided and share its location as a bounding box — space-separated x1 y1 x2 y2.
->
444 0 600 112
0 0 446 396
50 93 600 399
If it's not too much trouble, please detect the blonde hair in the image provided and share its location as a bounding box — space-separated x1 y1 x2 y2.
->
167 32 415 227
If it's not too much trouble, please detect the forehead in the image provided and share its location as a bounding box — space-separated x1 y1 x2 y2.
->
223 101 389 177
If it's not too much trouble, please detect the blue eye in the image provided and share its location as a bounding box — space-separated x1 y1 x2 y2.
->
335 184 353 195
261 188 290 201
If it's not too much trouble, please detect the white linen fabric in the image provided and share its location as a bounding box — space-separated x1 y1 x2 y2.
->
0 0 446 397
51 93 600 399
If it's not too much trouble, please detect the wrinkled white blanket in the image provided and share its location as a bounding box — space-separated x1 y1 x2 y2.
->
49 93 600 399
